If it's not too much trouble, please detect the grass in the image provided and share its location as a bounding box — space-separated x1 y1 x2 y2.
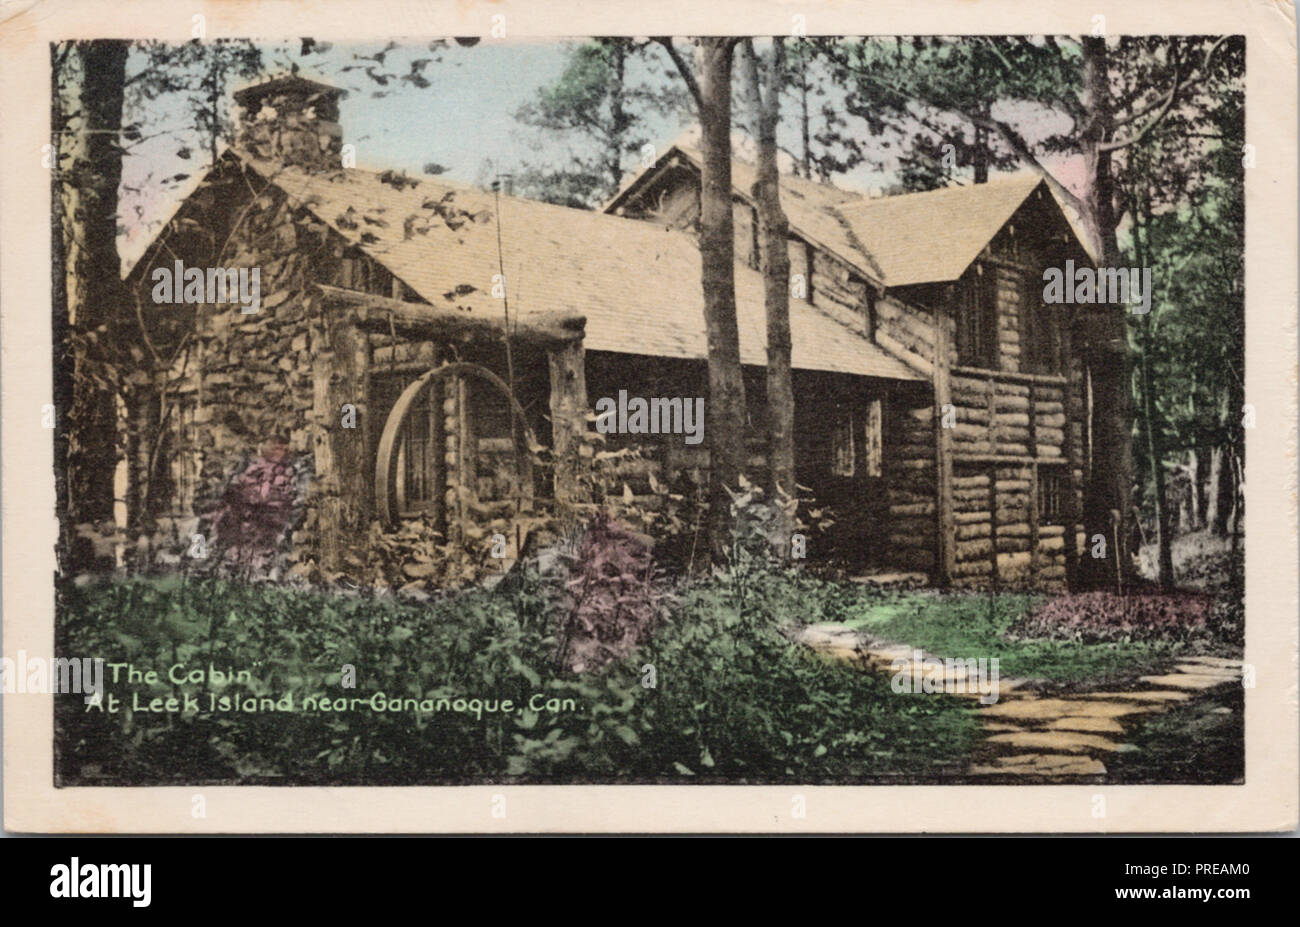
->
824 589 1189 685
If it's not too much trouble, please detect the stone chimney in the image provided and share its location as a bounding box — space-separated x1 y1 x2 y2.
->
233 74 346 173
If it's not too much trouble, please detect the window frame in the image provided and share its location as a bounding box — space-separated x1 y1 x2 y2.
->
1037 466 1066 524
954 262 998 370
1020 271 1062 376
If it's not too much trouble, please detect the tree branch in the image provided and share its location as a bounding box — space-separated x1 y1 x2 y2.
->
654 37 702 110
1102 36 1229 153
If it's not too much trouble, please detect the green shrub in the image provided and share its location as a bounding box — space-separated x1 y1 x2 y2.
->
56 567 975 785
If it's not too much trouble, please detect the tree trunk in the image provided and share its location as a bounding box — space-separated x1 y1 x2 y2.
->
1208 444 1234 536
1188 447 1203 529
743 41 795 559
607 41 627 194
799 46 811 179
1076 36 1135 589
1132 187 1173 586
62 40 129 570
695 39 748 563
1140 323 1174 586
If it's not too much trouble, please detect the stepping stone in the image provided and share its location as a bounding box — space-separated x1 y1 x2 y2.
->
1179 656 1243 669
798 627 859 646
985 730 1122 753
818 647 865 664
1047 716 1126 734
982 698 1157 721
1002 753 1107 774
969 754 1107 776
865 646 922 665
850 572 928 588
1139 673 1237 690
1174 663 1241 678
1083 690 1191 702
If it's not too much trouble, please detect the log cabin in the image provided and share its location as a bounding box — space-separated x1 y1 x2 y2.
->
124 75 1098 591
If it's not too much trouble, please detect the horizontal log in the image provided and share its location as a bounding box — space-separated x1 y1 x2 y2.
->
950 423 990 442
889 304 938 346
952 366 1068 386
956 538 993 559
956 522 991 540
996 551 1033 573
952 453 1041 466
318 284 586 346
874 330 934 377
888 535 934 551
891 501 935 517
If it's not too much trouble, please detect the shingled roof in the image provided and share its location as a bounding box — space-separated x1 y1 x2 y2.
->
606 144 1088 290
832 174 1049 287
243 155 919 381
672 147 884 281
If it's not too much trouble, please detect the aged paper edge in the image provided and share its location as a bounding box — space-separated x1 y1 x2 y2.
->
2 0 1295 833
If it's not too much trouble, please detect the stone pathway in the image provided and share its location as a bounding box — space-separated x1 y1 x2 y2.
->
797 624 1243 781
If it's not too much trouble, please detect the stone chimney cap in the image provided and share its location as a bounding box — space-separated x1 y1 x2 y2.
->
233 74 347 110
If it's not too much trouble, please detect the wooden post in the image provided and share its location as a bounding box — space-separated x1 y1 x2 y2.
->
1029 460 1040 584
986 376 998 584
316 307 371 571
456 376 474 534
430 369 446 535
548 337 588 505
988 463 1000 590
933 313 956 586
1061 323 1082 586
1028 380 1039 584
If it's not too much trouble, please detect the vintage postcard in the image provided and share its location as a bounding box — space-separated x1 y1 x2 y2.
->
2 0 1296 833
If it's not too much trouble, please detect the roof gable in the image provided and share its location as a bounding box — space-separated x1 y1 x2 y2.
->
833 174 1049 287
155 152 919 382
607 144 1093 289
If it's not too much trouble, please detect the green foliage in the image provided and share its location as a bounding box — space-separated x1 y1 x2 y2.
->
1103 684 1243 784
513 39 688 207
820 588 1192 684
56 567 976 785
551 512 666 673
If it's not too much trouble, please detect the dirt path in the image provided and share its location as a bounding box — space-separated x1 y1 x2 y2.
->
797 624 1243 780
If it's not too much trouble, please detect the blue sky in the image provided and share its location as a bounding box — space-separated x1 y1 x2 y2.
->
120 39 691 261
117 39 1079 265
